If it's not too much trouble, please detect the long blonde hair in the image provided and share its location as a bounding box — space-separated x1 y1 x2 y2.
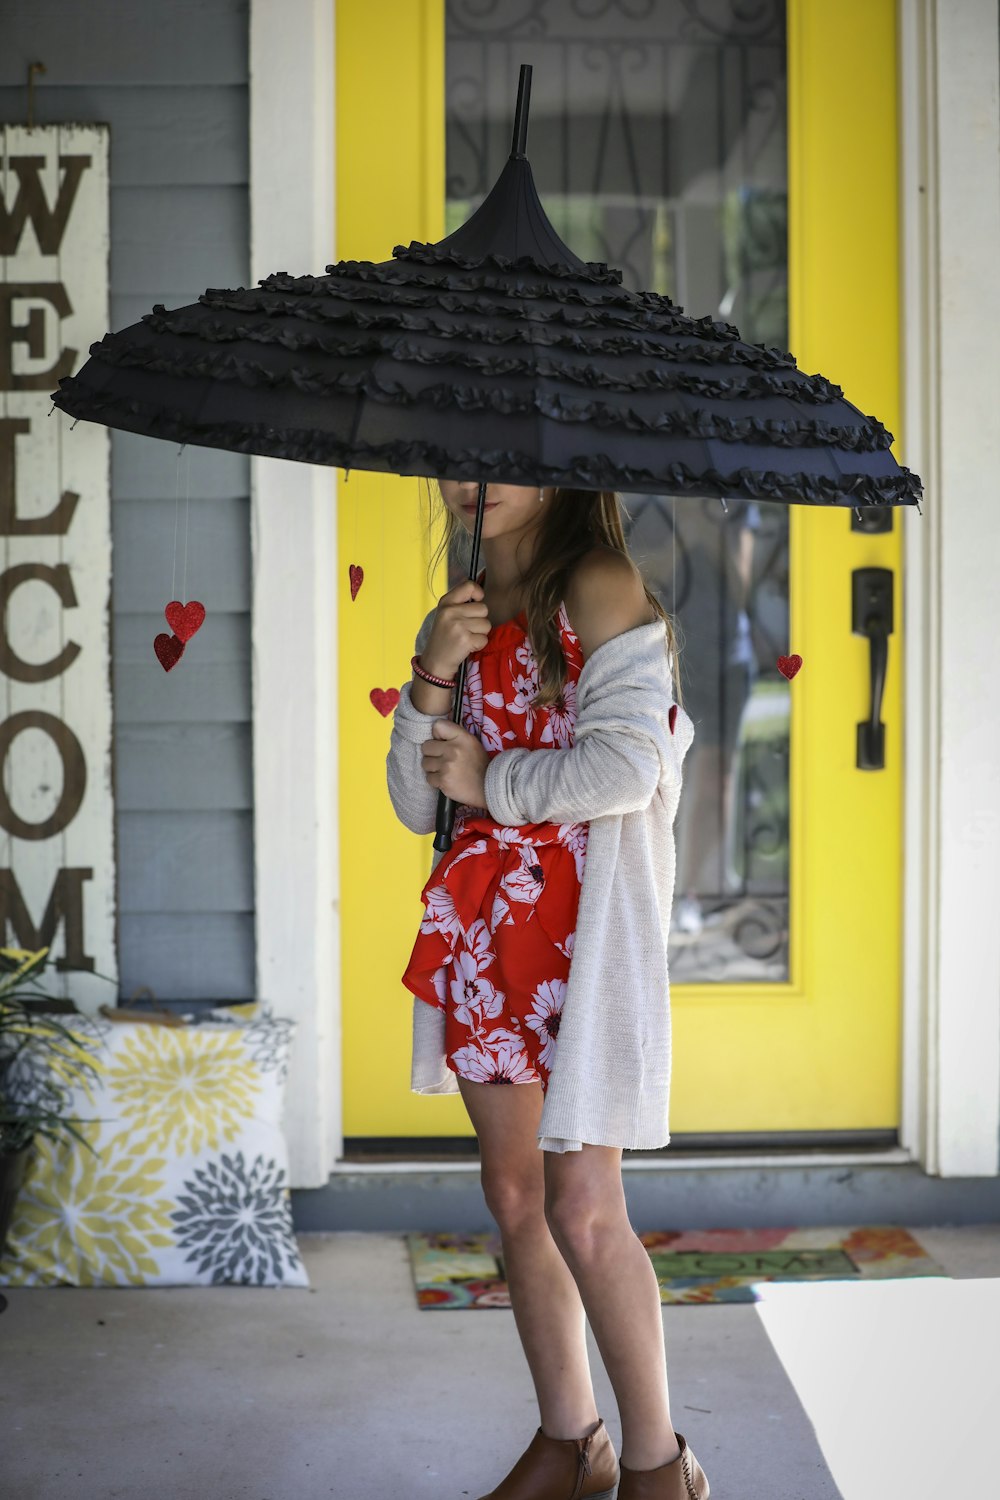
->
422 480 684 713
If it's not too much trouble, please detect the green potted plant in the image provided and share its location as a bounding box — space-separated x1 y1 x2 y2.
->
0 945 103 1259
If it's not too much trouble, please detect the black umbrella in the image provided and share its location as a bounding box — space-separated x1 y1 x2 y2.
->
50 63 922 851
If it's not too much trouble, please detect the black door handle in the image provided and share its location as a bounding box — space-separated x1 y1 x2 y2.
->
851 566 893 770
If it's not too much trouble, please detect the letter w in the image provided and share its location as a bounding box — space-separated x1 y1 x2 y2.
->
0 154 91 256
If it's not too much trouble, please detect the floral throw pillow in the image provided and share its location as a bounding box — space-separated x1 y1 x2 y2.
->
0 1009 308 1288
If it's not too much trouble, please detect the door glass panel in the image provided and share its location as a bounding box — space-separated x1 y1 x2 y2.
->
444 0 790 982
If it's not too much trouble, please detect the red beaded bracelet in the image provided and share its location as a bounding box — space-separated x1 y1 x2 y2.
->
411 653 457 689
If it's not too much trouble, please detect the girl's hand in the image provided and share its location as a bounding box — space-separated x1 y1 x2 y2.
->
421 579 491 679
421 719 491 809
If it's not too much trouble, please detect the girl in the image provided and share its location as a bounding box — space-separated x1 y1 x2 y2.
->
387 479 708 1500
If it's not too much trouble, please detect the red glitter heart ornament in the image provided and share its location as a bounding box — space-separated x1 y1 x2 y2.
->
777 654 803 680
154 633 185 672
370 686 400 717
349 563 364 600
164 599 206 642
668 703 678 735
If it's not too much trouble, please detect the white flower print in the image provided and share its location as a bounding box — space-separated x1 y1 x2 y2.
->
420 840 490 941
482 1025 525 1051
507 664 543 736
447 837 490 874
559 821 590 883
524 978 566 1071
464 665 517 752
501 846 547 909
553 927 576 963
490 889 514 932
513 638 538 676
450 1032 539 1084
493 826 530 852
450 921 504 1027
464 917 497 969
420 881 463 943
429 963 448 1006
479 694 518 752
539 621 578 744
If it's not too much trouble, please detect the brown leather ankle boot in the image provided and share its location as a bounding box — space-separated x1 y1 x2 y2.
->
475 1415 620 1500
617 1431 710 1500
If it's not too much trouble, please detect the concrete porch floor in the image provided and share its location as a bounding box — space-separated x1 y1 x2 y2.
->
2 1224 998 1500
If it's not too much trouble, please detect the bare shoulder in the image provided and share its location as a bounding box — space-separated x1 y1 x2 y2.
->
563 546 658 661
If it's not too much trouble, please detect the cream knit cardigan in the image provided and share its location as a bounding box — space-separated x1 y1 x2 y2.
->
386 604 695 1153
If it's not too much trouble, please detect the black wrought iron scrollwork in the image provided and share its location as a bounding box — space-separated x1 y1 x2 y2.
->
678 0 783 44
445 0 791 981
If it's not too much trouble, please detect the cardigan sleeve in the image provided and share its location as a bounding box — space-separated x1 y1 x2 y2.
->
385 606 446 836
482 627 679 825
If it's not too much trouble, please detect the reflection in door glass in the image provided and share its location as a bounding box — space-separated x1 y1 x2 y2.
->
445 0 790 981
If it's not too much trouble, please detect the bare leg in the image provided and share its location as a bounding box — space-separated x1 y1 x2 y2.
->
544 1145 681 1471
457 1075 602 1439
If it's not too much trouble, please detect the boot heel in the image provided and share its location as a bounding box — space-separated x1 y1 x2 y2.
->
474 1415 619 1500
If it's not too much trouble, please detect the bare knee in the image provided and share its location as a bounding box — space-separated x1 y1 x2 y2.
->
543 1191 629 1258
482 1169 546 1234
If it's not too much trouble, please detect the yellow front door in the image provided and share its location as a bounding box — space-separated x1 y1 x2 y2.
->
336 0 906 1150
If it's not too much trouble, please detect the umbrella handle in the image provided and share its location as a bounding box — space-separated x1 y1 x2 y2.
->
433 479 490 853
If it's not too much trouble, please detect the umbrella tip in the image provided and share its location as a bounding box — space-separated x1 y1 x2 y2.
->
510 63 532 159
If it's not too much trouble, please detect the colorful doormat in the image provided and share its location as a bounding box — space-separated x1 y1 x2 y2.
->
407 1226 948 1308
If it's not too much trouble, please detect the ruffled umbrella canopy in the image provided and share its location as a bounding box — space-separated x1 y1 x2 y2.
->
49 63 922 849
49 65 921 511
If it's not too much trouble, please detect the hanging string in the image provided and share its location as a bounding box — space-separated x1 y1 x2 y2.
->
173 445 182 602
184 444 190 604
172 443 191 604
672 492 676 675
380 470 385 672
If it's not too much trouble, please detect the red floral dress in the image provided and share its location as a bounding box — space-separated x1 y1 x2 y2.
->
400 578 589 1092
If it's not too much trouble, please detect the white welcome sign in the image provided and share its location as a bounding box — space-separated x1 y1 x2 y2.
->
0 124 114 1010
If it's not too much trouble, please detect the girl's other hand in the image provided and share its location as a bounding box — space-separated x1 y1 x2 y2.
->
421 719 491 809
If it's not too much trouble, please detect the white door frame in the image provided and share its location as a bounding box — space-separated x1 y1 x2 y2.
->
899 0 1000 1177
244 0 1000 1184
249 0 340 1186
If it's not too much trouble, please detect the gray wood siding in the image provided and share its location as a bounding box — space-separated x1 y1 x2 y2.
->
1 0 255 1001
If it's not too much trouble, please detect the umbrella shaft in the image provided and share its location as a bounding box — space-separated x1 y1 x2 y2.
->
511 63 532 159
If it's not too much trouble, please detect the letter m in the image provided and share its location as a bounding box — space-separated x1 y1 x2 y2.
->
0 867 94 974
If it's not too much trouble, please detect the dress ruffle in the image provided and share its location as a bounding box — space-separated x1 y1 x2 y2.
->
406 824 581 983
